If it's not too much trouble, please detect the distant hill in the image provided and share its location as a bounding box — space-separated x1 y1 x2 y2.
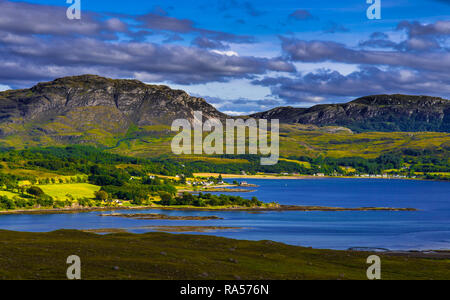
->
250 95 450 133
0 75 448 157
0 74 226 134
0 75 228 147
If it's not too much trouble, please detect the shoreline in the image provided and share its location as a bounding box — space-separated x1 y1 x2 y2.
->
192 188 257 193
0 228 448 261
0 204 418 215
99 212 223 220
147 205 417 212
83 225 241 233
195 173 317 180
0 205 158 215
79 227 450 255
193 173 444 181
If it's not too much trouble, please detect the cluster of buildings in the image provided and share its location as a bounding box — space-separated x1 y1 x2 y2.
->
185 180 225 187
312 173 416 179
355 174 416 179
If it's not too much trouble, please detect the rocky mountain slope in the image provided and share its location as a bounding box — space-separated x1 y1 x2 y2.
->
0 75 230 149
251 95 450 132
0 74 226 135
0 75 448 152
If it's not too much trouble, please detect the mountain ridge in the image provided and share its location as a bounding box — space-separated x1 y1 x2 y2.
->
0 75 449 142
0 75 231 147
250 94 450 132
0 74 227 127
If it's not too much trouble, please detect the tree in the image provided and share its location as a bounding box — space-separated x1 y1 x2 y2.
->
78 197 91 207
27 186 45 197
159 192 173 205
18 186 26 196
13 196 28 209
95 190 109 201
37 194 53 207
5 180 18 192
0 195 15 210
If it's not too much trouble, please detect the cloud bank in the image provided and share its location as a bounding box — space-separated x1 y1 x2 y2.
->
0 0 448 112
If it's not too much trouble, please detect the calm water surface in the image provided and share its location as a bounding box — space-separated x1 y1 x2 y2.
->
0 178 449 250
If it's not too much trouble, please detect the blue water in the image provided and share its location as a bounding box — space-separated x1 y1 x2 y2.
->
0 178 449 250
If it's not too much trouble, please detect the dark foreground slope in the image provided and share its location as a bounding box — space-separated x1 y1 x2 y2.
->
0 230 448 280
251 95 450 132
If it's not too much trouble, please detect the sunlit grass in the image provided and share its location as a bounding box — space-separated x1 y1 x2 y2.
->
38 183 100 200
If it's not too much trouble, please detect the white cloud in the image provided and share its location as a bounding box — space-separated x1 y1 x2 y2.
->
294 62 358 76
304 96 326 102
223 111 248 116
160 79 272 101
211 50 239 56
0 84 11 92
229 39 282 58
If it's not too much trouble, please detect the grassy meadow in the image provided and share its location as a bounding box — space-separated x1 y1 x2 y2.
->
38 183 100 200
1 122 449 160
0 190 19 198
0 230 448 280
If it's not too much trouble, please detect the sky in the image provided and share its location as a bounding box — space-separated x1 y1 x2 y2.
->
0 0 449 115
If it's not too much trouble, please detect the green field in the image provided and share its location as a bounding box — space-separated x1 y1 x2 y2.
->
108 125 450 159
0 191 19 198
1 121 449 159
277 125 450 158
0 230 448 280
38 184 100 200
279 158 312 168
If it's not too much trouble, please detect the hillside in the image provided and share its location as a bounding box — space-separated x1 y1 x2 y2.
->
251 95 450 133
0 230 448 280
0 76 449 160
0 75 226 147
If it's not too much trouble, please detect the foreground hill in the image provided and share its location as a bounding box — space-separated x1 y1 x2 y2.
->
251 95 450 133
0 230 448 280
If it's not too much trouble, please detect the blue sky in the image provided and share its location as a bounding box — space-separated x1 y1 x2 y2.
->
1 0 449 114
